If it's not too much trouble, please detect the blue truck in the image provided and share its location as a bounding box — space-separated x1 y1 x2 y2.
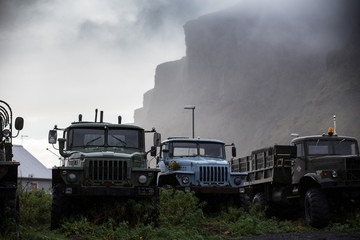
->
156 137 248 206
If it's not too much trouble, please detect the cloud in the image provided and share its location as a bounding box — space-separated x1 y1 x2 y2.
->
1 0 240 166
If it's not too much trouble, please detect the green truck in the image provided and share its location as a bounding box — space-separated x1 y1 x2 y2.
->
49 110 160 229
0 100 24 231
231 127 360 228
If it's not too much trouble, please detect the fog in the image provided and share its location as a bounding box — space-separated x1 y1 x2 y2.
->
134 0 360 158
0 0 240 167
1 0 359 168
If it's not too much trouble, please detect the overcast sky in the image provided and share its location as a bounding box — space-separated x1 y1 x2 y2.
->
0 0 240 167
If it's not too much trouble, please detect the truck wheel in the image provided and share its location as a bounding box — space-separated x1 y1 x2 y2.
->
304 188 329 228
239 194 251 212
151 194 160 226
252 192 267 212
4 195 19 224
51 195 68 230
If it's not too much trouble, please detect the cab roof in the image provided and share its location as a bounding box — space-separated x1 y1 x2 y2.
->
162 137 224 144
67 122 144 130
291 134 357 144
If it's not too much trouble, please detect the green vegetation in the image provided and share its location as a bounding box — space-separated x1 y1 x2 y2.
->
1 188 359 240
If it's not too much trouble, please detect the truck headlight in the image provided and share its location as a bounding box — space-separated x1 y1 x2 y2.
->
234 177 242 185
182 176 189 184
67 173 77 183
138 175 147 184
331 170 338 178
2 129 11 138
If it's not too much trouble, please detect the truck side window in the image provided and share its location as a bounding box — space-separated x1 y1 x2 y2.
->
296 143 304 157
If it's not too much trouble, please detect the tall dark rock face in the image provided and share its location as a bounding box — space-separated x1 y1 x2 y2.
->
135 0 360 156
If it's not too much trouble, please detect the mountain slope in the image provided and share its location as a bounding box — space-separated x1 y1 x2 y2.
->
134 0 360 156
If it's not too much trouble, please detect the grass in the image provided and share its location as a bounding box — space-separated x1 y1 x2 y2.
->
1 188 359 240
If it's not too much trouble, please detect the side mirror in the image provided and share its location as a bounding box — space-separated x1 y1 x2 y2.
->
153 132 161 147
150 146 157 157
48 130 57 144
15 117 24 131
232 146 237 158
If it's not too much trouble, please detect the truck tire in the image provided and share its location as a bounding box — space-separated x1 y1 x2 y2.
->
151 194 160 226
252 192 267 212
239 194 251 212
304 188 329 228
51 195 69 230
1 191 19 237
4 194 19 224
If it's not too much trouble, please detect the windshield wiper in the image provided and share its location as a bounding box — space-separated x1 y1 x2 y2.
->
85 136 102 146
111 135 127 146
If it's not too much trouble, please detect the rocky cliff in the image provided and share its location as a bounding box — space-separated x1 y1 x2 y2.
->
134 0 360 156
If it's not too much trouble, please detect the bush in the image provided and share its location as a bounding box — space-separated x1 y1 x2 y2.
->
159 188 205 227
3 188 359 239
19 188 51 228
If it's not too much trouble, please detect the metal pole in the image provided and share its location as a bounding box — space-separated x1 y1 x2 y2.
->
184 105 195 138
192 108 194 138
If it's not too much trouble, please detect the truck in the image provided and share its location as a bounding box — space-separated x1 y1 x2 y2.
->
0 100 24 231
48 110 160 229
231 127 360 228
156 137 249 208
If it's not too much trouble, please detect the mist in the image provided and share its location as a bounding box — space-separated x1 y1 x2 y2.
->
134 0 360 157
0 0 240 167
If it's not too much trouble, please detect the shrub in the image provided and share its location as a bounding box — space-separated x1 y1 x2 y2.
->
19 188 51 227
159 188 205 227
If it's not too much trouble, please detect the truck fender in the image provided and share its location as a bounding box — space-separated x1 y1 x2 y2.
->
157 173 178 187
299 174 321 196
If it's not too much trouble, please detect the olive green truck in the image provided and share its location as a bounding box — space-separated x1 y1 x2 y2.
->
232 127 360 228
48 110 160 228
0 100 24 232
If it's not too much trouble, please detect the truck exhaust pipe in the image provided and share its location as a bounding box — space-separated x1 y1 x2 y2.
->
118 116 122 124
78 114 82 122
100 111 104 123
95 109 98 122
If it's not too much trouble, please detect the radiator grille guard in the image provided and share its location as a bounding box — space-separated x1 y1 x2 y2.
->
199 166 228 184
88 159 127 184
346 158 360 181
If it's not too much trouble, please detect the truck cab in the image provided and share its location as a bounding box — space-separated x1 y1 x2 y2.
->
157 137 247 195
291 131 360 194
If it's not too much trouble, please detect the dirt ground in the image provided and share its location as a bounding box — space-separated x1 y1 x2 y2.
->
237 232 360 240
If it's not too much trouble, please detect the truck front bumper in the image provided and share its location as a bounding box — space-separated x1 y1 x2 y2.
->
55 185 158 197
321 181 360 198
321 181 360 189
175 185 250 195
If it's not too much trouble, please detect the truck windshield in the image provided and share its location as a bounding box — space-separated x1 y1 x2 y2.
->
171 141 225 159
306 139 358 155
67 128 142 149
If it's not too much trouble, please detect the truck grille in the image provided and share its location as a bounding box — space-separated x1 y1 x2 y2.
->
199 166 228 184
88 160 127 184
346 158 360 181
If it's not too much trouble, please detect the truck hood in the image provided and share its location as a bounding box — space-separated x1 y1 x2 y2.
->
171 156 229 167
310 155 360 161
308 155 360 169
308 155 360 180
69 151 145 160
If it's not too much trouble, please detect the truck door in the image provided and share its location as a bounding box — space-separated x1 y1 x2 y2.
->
292 142 306 184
